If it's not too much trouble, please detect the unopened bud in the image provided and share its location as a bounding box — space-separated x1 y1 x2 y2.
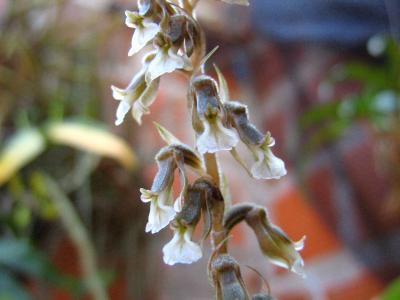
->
245 206 306 277
211 254 249 300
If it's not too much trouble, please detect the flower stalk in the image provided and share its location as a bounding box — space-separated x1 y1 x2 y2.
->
111 0 305 298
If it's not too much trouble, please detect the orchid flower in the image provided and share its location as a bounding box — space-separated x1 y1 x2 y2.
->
162 224 202 265
191 76 239 154
125 10 159 56
145 34 192 83
111 52 161 125
224 100 286 179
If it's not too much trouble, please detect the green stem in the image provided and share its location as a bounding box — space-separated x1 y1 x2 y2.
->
44 174 108 300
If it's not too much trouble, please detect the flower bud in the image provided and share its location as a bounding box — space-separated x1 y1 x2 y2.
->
252 294 276 300
211 254 249 300
245 206 306 277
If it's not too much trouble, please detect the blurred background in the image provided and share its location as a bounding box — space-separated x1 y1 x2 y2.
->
0 0 399 299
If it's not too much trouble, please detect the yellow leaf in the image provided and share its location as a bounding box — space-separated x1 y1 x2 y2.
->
46 121 136 170
0 128 45 186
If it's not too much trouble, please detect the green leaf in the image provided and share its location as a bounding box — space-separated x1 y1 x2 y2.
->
382 277 400 300
342 62 388 88
0 270 31 300
0 239 49 277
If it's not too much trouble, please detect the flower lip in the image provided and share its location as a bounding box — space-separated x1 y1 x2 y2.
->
145 36 192 83
162 225 202 265
140 187 176 234
250 143 286 180
196 117 239 154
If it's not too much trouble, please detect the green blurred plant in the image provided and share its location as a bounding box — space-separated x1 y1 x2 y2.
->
0 1 136 299
301 36 400 299
301 37 399 152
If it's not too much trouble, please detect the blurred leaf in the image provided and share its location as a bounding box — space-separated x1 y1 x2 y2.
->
300 101 340 128
0 238 81 295
0 270 31 300
305 119 350 153
42 173 108 299
11 205 31 230
45 120 136 170
0 238 50 277
341 62 388 88
29 172 58 220
382 277 400 300
0 128 46 186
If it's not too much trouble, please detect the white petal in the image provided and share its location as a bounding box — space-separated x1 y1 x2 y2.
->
196 118 239 154
128 21 159 56
131 78 159 124
146 48 185 83
145 200 176 234
140 188 154 203
115 100 131 126
174 196 183 213
162 229 202 265
291 256 306 278
294 236 306 251
111 85 126 100
125 10 140 28
132 101 149 125
143 188 176 234
251 148 287 179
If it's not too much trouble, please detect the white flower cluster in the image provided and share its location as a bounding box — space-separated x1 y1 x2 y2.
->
112 0 305 282
190 73 287 180
111 0 198 126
